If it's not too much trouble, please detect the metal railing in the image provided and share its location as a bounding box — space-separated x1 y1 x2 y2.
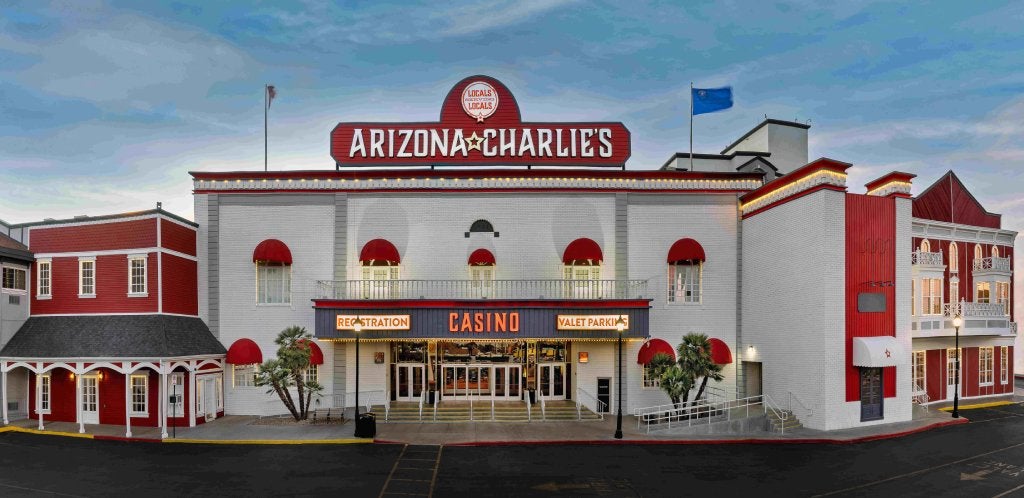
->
525 391 532 421
574 387 607 420
911 250 944 266
944 301 1007 318
540 398 547 420
974 256 1011 272
762 395 789 435
316 279 649 300
912 381 930 409
634 394 772 434
334 390 389 420
787 391 813 422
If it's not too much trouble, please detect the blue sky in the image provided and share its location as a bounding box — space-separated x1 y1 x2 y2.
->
2 0 1022 232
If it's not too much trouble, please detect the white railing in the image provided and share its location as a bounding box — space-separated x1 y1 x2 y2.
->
974 256 1011 272
704 385 739 404
911 250 944 267
787 391 813 422
316 279 649 300
1012 322 1018 335
574 388 607 420
525 392 532 421
433 397 439 421
418 393 425 420
634 394 770 434
762 395 789 435
540 398 547 420
912 381 929 409
944 301 1007 318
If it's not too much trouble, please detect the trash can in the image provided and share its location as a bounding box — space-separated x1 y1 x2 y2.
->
355 412 376 438
528 389 536 404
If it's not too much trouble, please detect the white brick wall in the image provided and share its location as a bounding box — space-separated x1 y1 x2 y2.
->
194 194 209 324
742 189 846 430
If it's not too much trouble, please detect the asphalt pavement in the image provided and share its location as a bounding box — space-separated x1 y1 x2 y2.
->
4 403 1024 497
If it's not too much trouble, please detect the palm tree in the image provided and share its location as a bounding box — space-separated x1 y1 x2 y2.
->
255 326 324 421
676 333 724 407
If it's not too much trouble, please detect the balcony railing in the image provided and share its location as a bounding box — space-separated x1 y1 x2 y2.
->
973 256 1011 272
943 301 1008 318
911 250 944 267
316 279 650 300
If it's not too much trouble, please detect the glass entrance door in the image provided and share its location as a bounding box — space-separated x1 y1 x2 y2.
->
537 363 566 400
392 363 426 401
440 364 521 400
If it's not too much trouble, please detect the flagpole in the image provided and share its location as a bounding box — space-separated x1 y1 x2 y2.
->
689 82 694 172
262 84 266 172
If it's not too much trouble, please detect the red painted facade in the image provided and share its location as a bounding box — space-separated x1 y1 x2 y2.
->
32 253 159 314
912 172 1001 229
30 219 157 253
162 254 199 315
845 193 897 402
161 218 197 256
910 237 1014 317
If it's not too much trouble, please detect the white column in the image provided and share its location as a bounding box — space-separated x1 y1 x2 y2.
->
2 367 8 425
188 368 197 428
160 370 168 439
36 371 43 430
76 372 84 434
124 370 132 438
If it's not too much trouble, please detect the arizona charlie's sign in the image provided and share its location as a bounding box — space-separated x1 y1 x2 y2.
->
330 75 631 167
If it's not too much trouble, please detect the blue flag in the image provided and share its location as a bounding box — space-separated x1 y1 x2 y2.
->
692 86 733 115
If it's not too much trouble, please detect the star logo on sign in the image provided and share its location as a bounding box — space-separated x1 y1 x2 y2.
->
885 349 891 358
466 132 483 151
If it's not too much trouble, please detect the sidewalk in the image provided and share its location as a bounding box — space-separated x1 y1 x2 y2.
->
1 402 978 446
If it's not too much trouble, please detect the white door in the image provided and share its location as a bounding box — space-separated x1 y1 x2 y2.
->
946 348 961 400
203 378 217 421
81 375 99 424
392 363 425 401
537 363 566 400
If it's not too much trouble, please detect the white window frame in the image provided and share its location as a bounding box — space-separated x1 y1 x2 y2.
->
911 279 916 316
1 265 28 294
563 264 601 299
130 374 148 416
256 262 291 305
949 280 959 308
668 262 702 304
920 239 930 252
127 255 148 297
361 265 400 299
996 282 1010 315
912 351 926 394
642 364 660 388
233 364 257 388
215 374 224 410
39 373 51 414
1001 347 1009 385
304 365 319 385
976 282 991 304
169 373 185 417
948 243 958 273
922 278 942 315
992 246 1000 258
979 347 994 386
36 259 51 299
78 257 96 298
974 244 983 261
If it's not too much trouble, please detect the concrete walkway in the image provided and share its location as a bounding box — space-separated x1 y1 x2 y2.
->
1 401 984 445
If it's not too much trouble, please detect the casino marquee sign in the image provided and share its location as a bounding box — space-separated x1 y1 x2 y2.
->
330 75 631 167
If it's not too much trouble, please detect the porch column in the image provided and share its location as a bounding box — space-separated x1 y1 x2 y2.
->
160 370 168 439
124 370 132 438
76 371 84 433
188 367 197 428
2 367 8 425
36 370 43 430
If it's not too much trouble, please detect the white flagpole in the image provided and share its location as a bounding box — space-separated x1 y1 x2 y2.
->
689 82 694 171
264 84 268 172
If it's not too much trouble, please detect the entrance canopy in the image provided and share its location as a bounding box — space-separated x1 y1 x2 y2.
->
852 336 906 367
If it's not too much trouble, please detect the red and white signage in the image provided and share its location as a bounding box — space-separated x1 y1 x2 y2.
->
330 75 631 167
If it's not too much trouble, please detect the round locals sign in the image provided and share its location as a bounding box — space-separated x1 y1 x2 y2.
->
461 81 499 122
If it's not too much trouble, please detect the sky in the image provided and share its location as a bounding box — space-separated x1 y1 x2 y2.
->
1 1 1022 302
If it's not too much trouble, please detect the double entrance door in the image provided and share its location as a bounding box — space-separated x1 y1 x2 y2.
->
536 363 567 400
441 364 521 400
393 363 426 402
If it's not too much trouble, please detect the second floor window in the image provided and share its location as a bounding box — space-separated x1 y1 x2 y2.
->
129 256 147 295
919 239 930 252
976 282 991 304
37 260 51 297
996 282 1010 314
948 243 958 272
949 281 959 307
922 278 941 315
974 244 983 261
257 262 291 304
669 263 702 303
79 259 95 296
468 248 496 296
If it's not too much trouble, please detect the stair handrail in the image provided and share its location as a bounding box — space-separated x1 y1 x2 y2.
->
525 391 532 421
418 392 425 421
433 395 439 421
912 381 930 409
470 397 474 422
787 391 813 423
491 398 495 422
762 394 788 435
574 387 606 420
540 397 547 420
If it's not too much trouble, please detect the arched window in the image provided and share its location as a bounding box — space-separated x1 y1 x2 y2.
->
667 238 706 303
252 239 292 304
562 238 602 298
974 244 983 261
468 249 496 296
948 243 958 273
360 239 401 298
466 219 498 238
992 246 1000 258
920 239 930 252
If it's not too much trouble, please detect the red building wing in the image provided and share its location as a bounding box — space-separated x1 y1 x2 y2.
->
160 218 197 256
30 219 157 253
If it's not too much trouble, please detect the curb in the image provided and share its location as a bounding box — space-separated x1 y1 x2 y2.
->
163 438 372 445
938 400 1016 412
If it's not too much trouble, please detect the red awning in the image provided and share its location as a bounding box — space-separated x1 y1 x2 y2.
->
252 239 293 265
468 248 496 266
637 338 676 364
298 340 324 365
360 239 401 265
226 338 263 365
708 338 733 364
562 238 603 265
667 238 706 263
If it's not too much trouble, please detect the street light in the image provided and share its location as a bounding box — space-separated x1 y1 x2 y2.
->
614 315 626 440
952 313 963 418
353 316 363 436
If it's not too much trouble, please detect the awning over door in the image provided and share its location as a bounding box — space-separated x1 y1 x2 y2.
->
852 336 906 367
563 238 603 265
468 248 496 266
360 239 401 266
226 338 263 365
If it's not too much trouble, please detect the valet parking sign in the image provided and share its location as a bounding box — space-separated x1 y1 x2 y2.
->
330 75 631 167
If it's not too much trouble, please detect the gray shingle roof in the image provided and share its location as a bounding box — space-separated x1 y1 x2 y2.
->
0 315 226 359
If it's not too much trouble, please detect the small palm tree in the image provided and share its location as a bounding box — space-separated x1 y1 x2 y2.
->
255 326 324 421
658 365 693 407
677 332 724 406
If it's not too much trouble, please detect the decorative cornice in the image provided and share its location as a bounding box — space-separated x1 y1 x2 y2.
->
740 168 847 215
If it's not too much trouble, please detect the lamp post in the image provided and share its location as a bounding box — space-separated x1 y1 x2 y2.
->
614 315 626 439
952 313 963 418
353 316 363 435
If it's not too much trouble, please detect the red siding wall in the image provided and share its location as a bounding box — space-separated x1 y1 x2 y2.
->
29 369 77 422
926 349 944 402
30 219 157 253
845 194 897 402
162 254 199 316
31 253 159 314
962 347 979 398
160 219 197 256
912 173 1001 229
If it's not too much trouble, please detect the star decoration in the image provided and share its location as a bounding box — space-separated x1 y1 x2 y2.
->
466 132 483 151
885 349 891 358
475 114 485 123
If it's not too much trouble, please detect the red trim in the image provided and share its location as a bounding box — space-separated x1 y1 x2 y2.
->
360 239 401 265
741 185 847 219
708 338 733 364
468 248 496 266
739 157 851 203
226 338 263 365
252 239 292 265
864 171 916 192
191 169 764 182
563 238 603 264
313 299 651 309
666 238 706 263
637 338 675 364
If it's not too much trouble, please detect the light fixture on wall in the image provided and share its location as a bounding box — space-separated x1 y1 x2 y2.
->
747 345 755 359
